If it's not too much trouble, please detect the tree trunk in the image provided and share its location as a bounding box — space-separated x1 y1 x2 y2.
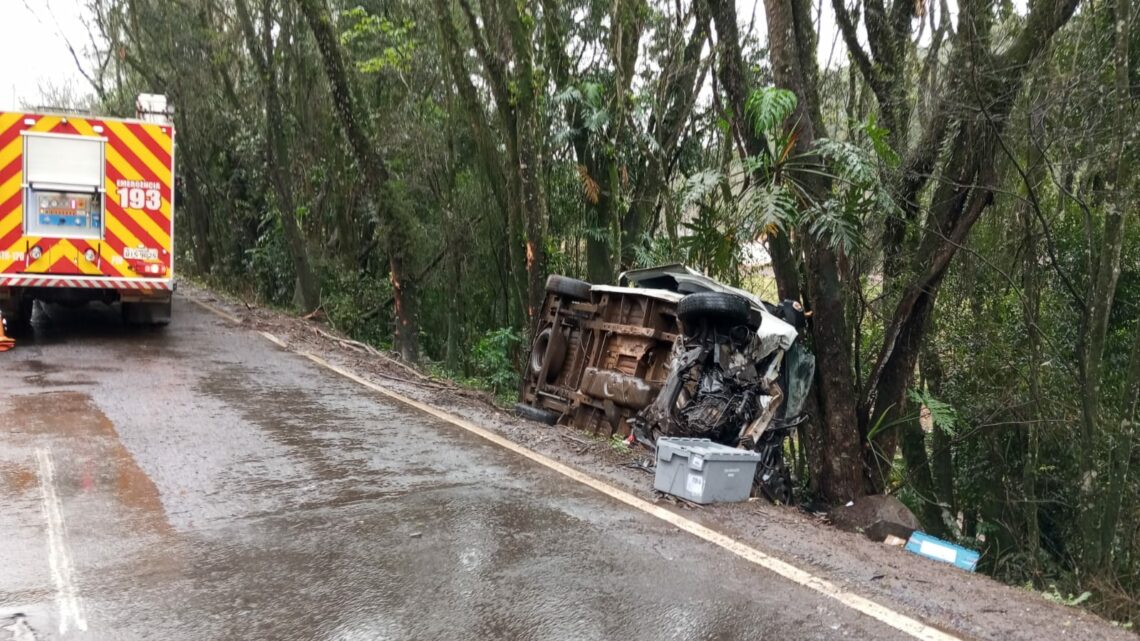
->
1086 0 1134 568
497 0 548 316
296 0 419 361
1018 90 1047 568
180 161 214 274
862 0 1079 494
765 0 865 503
923 344 956 520
433 0 525 325
899 411 948 537
236 0 321 312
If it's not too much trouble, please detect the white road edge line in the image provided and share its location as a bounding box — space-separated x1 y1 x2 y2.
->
260 331 287 348
187 294 963 641
190 297 243 324
35 448 88 635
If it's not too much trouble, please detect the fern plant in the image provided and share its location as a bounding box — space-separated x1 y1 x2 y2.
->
738 86 898 256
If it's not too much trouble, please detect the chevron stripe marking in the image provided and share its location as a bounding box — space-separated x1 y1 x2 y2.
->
105 120 172 179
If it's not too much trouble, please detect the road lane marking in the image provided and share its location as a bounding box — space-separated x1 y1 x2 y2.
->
187 294 964 641
260 331 287 348
35 449 87 635
187 296 242 324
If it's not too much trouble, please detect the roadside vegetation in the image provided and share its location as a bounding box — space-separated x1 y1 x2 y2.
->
55 0 1136 623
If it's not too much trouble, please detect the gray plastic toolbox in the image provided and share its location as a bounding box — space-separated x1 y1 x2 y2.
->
654 438 762 504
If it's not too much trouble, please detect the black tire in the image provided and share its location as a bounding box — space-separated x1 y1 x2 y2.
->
676 291 750 325
528 327 567 381
122 300 172 327
756 459 795 505
514 403 560 425
545 275 592 302
2 298 34 337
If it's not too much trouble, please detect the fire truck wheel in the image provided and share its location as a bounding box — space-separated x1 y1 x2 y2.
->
545 275 592 302
2 298 34 337
514 403 560 425
122 300 172 327
677 291 751 326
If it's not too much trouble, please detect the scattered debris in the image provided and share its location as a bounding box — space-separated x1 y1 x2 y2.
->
883 534 908 547
556 432 592 447
409 531 423 539
623 458 655 475
309 325 431 383
904 531 980 571
828 495 921 542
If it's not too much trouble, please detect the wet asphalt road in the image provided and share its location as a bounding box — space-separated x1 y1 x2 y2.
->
0 297 914 641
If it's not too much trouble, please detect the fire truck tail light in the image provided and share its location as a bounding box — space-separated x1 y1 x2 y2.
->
29 246 43 261
84 249 97 262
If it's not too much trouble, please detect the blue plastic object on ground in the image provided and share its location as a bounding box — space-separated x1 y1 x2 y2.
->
905 531 980 571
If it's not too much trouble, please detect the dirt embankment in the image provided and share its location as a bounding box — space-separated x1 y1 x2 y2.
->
181 284 1136 641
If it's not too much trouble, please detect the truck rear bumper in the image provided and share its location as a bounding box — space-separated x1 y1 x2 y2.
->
0 275 174 292
0 275 174 307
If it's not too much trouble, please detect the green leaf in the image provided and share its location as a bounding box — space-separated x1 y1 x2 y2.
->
744 183 798 231
907 388 958 436
680 170 724 207
1069 591 1093 606
745 87 798 138
861 113 901 167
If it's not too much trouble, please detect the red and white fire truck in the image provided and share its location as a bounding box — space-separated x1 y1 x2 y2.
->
0 94 175 332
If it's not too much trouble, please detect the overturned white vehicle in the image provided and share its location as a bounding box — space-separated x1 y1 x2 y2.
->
517 264 815 503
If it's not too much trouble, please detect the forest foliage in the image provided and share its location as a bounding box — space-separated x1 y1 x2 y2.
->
55 0 1138 623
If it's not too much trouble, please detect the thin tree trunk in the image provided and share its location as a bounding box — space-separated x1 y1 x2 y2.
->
432 0 525 325
181 161 214 273
1019 91 1047 569
496 0 548 316
296 0 419 361
236 0 321 312
924 344 956 520
1089 0 1134 568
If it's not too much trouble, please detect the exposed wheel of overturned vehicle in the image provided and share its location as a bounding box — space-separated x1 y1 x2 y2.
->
528 326 567 381
756 458 795 505
514 403 560 425
676 291 750 327
545 275 592 302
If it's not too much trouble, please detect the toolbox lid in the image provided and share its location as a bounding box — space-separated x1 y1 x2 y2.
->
657 437 763 463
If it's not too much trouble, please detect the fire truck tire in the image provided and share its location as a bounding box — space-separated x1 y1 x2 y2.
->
677 291 750 326
514 403 560 425
529 327 567 380
122 300 172 327
2 298 34 337
545 275 592 302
